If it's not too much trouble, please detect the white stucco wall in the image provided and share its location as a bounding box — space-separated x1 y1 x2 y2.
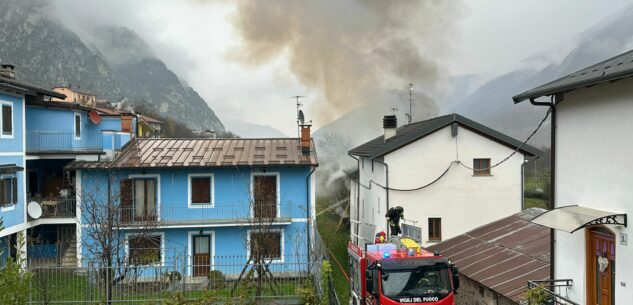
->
351 124 526 248
554 76 633 304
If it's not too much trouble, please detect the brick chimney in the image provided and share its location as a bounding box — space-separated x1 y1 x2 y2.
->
0 64 16 79
300 125 311 155
383 115 397 141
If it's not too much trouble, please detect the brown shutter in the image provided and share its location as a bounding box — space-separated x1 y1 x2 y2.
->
120 179 133 222
12 177 17 204
192 177 210 204
0 179 6 205
2 105 11 134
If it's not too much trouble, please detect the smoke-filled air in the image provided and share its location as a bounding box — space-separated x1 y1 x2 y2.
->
229 0 463 126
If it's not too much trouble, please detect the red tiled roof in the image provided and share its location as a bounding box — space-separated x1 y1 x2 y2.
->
427 209 550 303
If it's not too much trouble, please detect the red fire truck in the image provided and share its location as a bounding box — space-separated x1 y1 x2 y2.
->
348 237 459 305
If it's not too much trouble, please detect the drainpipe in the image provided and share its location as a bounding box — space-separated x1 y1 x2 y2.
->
306 166 316 265
530 94 559 281
349 154 361 245
373 158 389 236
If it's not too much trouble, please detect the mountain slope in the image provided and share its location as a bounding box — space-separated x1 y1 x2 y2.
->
0 0 224 132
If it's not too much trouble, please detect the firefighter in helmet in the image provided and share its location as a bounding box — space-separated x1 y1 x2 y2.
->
385 206 404 236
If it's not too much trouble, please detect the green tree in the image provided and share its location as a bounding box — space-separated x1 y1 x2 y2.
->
0 221 32 305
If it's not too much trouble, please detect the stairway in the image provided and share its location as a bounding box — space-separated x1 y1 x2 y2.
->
59 233 77 267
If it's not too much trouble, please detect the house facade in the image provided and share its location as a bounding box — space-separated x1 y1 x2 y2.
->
348 114 540 248
515 50 633 305
67 136 317 278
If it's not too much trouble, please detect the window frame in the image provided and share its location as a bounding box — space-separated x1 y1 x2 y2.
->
0 101 14 138
188 173 214 208
250 172 280 218
125 233 164 266
128 174 161 221
73 112 82 139
428 217 442 242
0 174 17 208
473 158 492 176
247 228 284 263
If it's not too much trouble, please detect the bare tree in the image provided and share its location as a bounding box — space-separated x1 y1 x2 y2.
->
79 170 159 304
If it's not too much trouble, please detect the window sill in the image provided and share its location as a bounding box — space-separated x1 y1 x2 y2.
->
427 239 442 243
1 204 16 212
189 203 214 208
472 174 493 177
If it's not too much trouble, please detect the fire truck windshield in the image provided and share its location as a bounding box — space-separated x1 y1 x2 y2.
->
381 267 451 300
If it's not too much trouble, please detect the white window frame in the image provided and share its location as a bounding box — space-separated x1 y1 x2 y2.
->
188 173 214 208
246 228 284 263
250 172 280 218
73 112 82 139
128 174 161 222
0 173 17 211
0 101 14 139
124 232 165 267
187 230 215 276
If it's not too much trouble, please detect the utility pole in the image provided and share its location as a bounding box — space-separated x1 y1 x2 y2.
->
291 95 305 139
408 83 414 124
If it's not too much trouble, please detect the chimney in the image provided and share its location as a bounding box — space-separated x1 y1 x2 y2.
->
0 64 16 79
300 125 311 155
383 115 397 141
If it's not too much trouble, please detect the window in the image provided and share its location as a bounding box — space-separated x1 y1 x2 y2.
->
128 235 161 265
0 176 17 207
473 158 491 176
252 174 277 218
120 178 157 222
250 231 282 260
428 218 442 242
1 103 12 136
190 175 213 206
74 113 81 138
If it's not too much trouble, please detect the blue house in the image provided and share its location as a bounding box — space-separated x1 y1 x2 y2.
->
67 135 318 278
0 64 65 261
0 63 135 266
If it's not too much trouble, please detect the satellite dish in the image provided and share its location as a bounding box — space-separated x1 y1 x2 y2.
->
28 201 42 219
89 111 102 125
298 110 305 125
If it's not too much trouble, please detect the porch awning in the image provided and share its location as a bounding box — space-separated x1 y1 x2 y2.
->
531 205 627 233
0 164 24 173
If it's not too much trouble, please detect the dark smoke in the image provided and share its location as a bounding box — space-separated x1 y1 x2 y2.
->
229 0 463 125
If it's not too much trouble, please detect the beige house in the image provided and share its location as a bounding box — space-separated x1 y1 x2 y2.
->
51 86 97 107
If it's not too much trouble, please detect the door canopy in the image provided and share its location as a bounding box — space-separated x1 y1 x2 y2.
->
531 205 627 233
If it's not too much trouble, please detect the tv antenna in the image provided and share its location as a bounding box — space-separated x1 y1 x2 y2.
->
292 95 305 138
390 107 398 115
406 83 414 124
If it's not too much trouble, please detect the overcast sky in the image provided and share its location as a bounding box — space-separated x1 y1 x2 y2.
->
53 0 633 135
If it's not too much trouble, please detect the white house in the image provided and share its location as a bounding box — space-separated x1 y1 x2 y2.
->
348 113 541 248
515 49 633 305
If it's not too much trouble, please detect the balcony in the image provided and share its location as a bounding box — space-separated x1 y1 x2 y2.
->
28 196 76 219
526 280 579 305
117 202 296 227
26 132 103 154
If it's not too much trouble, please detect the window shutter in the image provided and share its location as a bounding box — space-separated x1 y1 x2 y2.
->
120 179 133 222
192 177 210 204
2 105 11 134
0 179 6 205
11 177 17 204
75 114 81 137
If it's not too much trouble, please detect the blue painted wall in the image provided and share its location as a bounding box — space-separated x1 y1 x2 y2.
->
0 92 24 153
0 155 25 230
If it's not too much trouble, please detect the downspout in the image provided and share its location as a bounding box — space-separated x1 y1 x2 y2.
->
530 95 559 281
348 153 361 245
373 158 389 236
306 166 316 264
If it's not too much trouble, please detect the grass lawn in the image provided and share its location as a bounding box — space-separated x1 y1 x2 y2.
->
316 198 350 305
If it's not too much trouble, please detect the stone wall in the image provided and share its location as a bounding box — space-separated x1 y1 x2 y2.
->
456 275 517 305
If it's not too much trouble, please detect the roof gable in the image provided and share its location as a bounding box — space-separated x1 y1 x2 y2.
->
348 113 541 158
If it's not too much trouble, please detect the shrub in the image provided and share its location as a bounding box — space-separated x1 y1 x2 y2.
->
523 284 551 305
207 270 225 289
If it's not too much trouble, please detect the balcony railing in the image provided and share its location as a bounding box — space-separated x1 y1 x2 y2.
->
28 197 76 219
117 202 297 227
527 280 579 305
26 131 103 153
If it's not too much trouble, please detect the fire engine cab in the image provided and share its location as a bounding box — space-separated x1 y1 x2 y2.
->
348 237 459 305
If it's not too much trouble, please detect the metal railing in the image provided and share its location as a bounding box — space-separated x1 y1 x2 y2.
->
26 131 103 153
116 202 298 227
28 197 76 218
27 254 315 304
527 279 579 305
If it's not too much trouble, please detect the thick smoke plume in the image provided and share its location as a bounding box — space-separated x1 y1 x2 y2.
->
230 0 463 125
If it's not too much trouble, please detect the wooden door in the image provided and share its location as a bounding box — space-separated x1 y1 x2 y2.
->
193 235 211 277
253 175 277 218
587 228 615 305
